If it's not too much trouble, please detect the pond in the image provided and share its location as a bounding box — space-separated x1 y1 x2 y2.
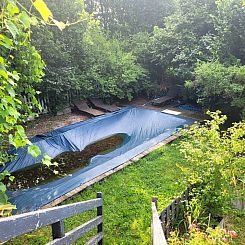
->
7 134 125 190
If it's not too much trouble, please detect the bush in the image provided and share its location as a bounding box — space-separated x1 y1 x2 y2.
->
186 62 245 118
179 111 245 221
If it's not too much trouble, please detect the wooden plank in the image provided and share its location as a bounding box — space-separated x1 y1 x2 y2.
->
47 216 102 245
89 98 120 112
85 232 104 245
73 100 104 116
166 205 171 237
42 135 178 209
152 201 168 245
175 197 180 219
0 199 102 243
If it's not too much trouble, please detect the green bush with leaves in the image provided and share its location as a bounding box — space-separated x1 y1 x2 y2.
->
186 62 245 118
179 111 245 221
81 22 149 101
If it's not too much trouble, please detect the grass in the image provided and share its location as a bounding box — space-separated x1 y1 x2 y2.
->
7 141 188 245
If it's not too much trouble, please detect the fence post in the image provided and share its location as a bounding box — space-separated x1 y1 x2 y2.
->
52 220 65 239
97 192 103 245
152 197 158 210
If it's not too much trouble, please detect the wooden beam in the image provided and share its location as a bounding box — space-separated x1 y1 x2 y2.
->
0 199 102 243
85 232 104 245
152 199 168 245
52 220 65 239
97 192 103 245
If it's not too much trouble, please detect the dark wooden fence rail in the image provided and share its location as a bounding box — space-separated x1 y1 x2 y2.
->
0 192 103 245
152 188 190 243
160 188 190 238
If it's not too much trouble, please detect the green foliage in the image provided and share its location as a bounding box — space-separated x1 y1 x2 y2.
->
0 0 45 210
30 0 149 112
150 0 245 87
179 111 245 220
187 62 245 118
169 226 237 245
82 23 148 100
85 0 175 35
0 0 68 215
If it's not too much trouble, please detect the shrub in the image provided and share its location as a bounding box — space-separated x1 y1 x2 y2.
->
178 111 245 221
186 62 245 118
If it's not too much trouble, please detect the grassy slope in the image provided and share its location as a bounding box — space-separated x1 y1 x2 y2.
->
7 142 188 245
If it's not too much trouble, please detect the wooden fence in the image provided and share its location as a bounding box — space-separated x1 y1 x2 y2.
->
152 198 168 245
159 188 190 238
0 192 103 245
152 188 191 244
24 89 82 114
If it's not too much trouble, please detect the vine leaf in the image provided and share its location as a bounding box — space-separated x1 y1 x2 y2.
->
28 145 41 158
33 0 53 22
4 20 19 39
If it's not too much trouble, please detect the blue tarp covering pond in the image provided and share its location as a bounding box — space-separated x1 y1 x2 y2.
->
3 107 194 213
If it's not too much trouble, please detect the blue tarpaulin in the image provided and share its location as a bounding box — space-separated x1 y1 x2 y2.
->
4 107 194 213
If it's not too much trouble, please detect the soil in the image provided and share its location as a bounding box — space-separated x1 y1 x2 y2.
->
24 112 89 138
7 134 124 190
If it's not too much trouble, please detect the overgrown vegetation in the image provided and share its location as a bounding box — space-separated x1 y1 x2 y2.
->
0 0 244 243
171 112 245 243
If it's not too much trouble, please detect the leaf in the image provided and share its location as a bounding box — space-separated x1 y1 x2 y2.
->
42 153 52 167
0 34 13 49
51 18 66 31
0 64 8 79
28 145 41 158
7 3 19 15
0 183 6 193
11 71 20 81
19 11 31 29
53 170 59 175
4 20 19 39
33 0 53 22
0 191 8 205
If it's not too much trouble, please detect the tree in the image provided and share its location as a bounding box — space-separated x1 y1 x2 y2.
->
186 62 245 118
150 0 245 88
85 0 175 35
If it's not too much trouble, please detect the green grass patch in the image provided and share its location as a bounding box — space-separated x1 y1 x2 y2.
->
7 142 188 245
